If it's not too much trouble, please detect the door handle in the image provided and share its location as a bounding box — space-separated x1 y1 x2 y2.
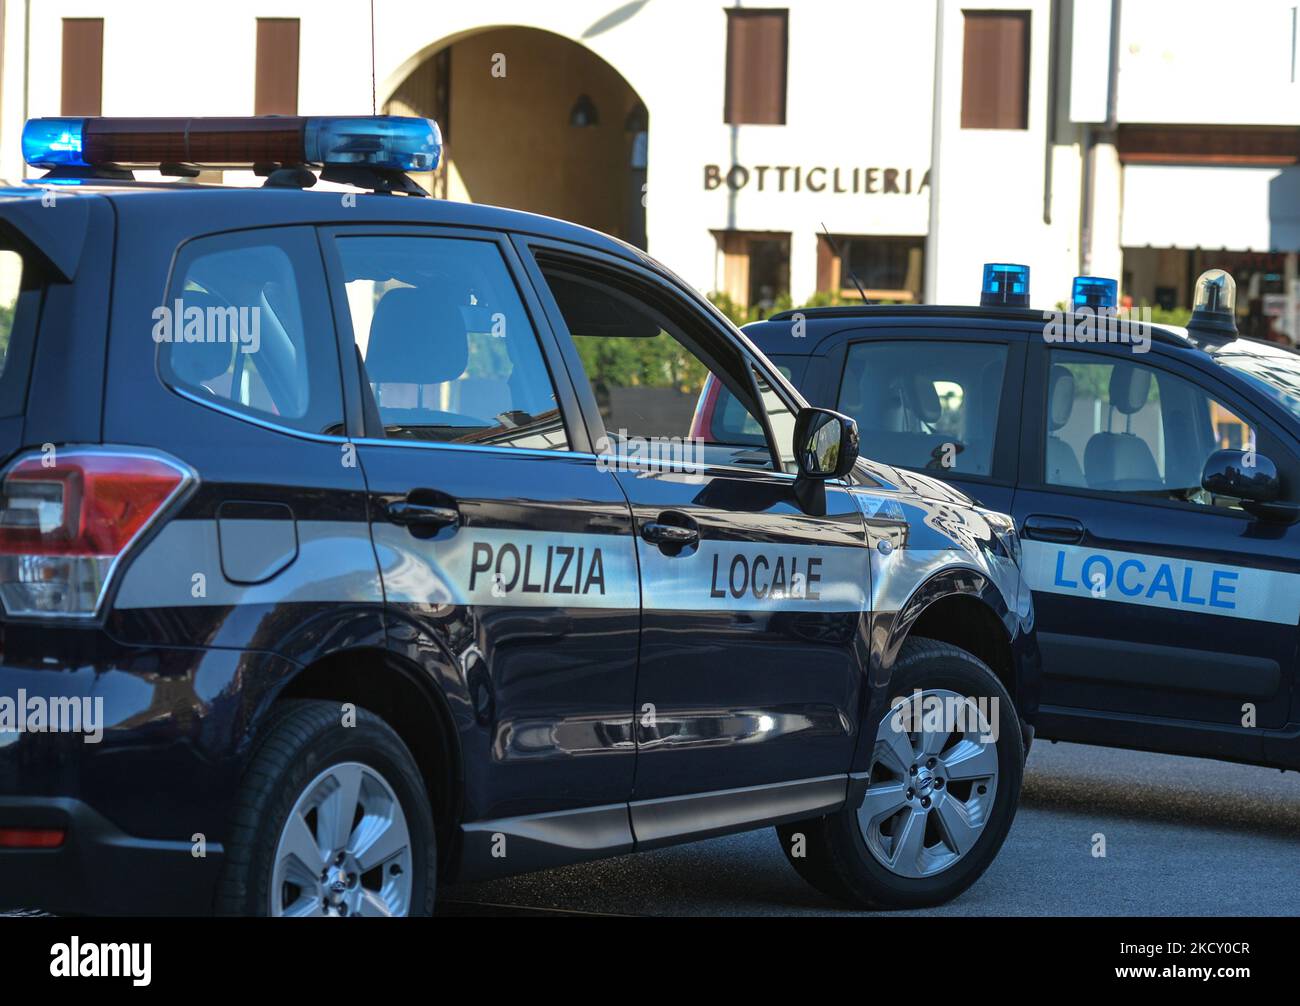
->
640 512 700 552
1022 514 1085 545
641 523 699 546
386 499 460 532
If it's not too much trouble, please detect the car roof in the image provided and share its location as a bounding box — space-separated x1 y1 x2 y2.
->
0 179 645 263
742 303 1300 369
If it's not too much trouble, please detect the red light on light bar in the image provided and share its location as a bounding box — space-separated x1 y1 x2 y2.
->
83 117 308 168
0 827 66 849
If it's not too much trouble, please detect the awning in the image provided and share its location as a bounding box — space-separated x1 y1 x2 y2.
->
1121 164 1300 252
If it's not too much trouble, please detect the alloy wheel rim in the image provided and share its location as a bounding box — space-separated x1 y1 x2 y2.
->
271 761 413 917
858 688 999 879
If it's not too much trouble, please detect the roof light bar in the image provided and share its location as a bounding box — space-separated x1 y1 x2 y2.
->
980 263 1031 308
21 116 442 173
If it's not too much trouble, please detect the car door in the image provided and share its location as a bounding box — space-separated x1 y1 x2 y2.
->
319 226 640 846
516 238 870 838
825 329 1025 513
1015 340 1300 740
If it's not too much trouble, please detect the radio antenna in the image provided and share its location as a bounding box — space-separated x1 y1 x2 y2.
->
370 0 378 114
821 222 868 304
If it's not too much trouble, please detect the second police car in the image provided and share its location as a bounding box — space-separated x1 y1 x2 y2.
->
0 115 1039 915
712 263 1300 773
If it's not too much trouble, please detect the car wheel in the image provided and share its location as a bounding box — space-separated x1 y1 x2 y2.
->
777 637 1023 909
217 699 437 917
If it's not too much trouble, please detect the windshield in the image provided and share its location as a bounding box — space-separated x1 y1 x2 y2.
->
1218 351 1300 422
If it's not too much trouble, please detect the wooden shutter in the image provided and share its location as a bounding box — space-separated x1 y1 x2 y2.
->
255 18 300 115
724 9 788 125
61 19 103 116
960 11 1030 129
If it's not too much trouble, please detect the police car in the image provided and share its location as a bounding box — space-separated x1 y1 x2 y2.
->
0 116 1038 916
720 264 1300 774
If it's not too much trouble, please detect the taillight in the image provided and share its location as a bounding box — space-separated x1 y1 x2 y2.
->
0 448 193 618
0 827 65 849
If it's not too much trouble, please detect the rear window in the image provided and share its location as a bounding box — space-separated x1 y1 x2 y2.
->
158 227 344 436
0 247 40 419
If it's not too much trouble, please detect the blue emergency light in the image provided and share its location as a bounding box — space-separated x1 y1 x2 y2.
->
21 116 442 173
1071 275 1118 310
980 263 1030 307
21 118 85 167
303 117 441 172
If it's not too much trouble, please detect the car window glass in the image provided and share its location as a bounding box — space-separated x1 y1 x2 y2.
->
539 263 777 471
161 228 343 436
837 340 1007 476
0 247 39 419
703 363 792 454
0 250 21 378
754 365 798 473
1045 350 1256 510
335 236 568 451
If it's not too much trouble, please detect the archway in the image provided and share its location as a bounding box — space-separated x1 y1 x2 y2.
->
386 27 648 248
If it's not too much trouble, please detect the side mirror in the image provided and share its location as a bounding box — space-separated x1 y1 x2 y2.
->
1201 449 1278 503
1201 449 1300 522
793 407 859 480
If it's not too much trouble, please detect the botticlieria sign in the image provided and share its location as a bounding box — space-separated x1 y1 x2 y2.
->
704 164 931 195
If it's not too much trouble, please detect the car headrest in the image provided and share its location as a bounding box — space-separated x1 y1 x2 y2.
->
1049 365 1075 431
167 292 238 385
365 288 468 385
1109 363 1153 416
912 375 942 424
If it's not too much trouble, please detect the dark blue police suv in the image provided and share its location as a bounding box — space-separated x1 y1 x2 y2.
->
0 116 1038 916
724 266 1300 775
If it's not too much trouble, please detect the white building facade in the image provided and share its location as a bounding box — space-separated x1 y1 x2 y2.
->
0 0 1297 336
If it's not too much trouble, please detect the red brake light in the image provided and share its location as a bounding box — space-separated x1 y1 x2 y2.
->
0 449 193 617
0 827 66 849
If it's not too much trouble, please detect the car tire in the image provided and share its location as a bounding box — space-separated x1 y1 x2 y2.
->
776 637 1023 909
217 699 437 917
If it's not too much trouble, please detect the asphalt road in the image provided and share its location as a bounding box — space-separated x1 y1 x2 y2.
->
439 740 1300 916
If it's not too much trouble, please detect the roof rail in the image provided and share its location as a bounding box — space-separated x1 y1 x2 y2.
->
762 303 1192 347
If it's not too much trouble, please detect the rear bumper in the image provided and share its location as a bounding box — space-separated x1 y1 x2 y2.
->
0 796 223 915
0 624 300 915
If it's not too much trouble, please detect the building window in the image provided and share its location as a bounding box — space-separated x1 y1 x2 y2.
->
61 18 103 116
714 231 790 315
817 235 925 303
724 9 788 125
960 10 1029 130
255 18 300 115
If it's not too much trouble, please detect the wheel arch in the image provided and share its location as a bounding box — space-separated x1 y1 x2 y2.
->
265 646 466 875
882 568 1019 706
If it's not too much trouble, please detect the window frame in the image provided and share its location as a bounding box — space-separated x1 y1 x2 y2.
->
829 328 1024 487
512 234 798 478
155 225 348 441
1023 340 1300 515
317 223 591 457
